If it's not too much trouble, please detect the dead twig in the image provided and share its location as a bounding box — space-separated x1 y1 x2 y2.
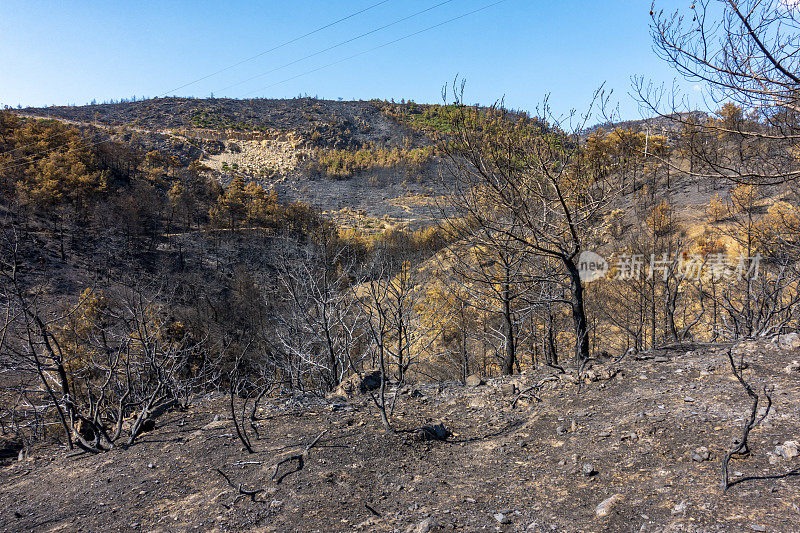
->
721 348 772 491
511 376 558 408
272 429 327 484
215 468 264 502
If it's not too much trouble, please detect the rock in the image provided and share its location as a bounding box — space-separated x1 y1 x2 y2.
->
468 397 486 408
691 446 711 462
465 374 484 387
202 420 229 431
671 500 686 515
598 368 619 380
771 332 800 351
493 513 511 524
499 383 516 395
750 525 766 532
417 423 450 441
582 369 598 383
775 440 799 459
654 356 669 363
0 436 23 460
407 517 438 533
595 494 624 518
784 361 800 374
582 463 598 477
330 370 382 397
556 425 567 436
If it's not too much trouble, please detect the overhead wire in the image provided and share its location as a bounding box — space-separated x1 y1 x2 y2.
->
215 0 455 93
1 0 392 159
158 0 392 97
0 0 509 174
241 0 509 97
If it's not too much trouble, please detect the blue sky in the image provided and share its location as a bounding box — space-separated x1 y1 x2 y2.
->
0 1 699 119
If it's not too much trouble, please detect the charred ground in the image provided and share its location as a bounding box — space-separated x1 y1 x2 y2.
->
2 339 799 532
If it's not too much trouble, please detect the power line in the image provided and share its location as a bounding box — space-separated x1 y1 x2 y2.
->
1 1 391 159
215 0 455 94
242 0 509 97
159 0 392 97
0 0 509 174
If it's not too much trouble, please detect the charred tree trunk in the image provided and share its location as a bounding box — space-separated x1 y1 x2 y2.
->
566 258 590 362
501 279 516 375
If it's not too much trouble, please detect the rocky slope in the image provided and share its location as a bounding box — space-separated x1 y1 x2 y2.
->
16 98 443 232
2 337 799 532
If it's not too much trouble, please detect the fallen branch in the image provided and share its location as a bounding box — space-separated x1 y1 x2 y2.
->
272 430 327 484
511 376 558 408
230 378 254 454
721 348 772 491
215 468 264 502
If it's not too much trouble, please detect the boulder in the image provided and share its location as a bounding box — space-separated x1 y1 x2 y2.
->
330 370 383 398
775 440 799 459
499 383 516 395
771 332 800 351
465 374 484 387
0 436 23 460
417 422 450 441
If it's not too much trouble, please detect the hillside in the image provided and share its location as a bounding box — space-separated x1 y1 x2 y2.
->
5 90 800 532
15 98 717 236
15 98 446 233
2 338 799 532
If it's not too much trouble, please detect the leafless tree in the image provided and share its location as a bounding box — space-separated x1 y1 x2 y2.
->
441 83 617 362
274 237 368 391
639 0 800 185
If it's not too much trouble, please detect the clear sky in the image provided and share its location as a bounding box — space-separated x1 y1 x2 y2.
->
0 0 699 120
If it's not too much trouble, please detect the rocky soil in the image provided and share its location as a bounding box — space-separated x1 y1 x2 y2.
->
2 337 800 532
